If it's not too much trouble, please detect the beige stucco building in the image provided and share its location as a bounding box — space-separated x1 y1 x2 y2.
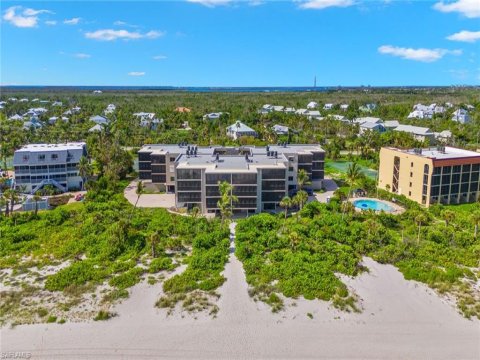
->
378 146 480 207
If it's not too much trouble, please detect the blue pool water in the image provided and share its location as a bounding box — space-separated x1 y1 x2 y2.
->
353 199 394 212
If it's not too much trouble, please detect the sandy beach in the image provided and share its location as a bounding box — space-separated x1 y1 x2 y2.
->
2 226 479 359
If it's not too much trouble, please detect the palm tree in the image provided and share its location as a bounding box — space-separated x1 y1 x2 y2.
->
32 191 42 216
343 162 364 217
471 210 480 239
78 156 92 191
217 181 238 224
279 196 292 229
149 231 160 258
415 213 428 243
4 188 19 216
297 169 311 191
441 209 455 227
294 190 308 210
190 205 200 218
134 181 144 209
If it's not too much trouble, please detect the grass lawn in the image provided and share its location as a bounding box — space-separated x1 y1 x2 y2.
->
325 160 378 180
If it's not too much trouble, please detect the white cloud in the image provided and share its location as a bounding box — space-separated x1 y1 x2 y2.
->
447 30 480 43
73 53 91 59
153 55 168 60
64 17 81 25
114 21 127 26
3 6 53 28
85 29 164 41
128 72 145 76
433 0 480 18
186 0 233 7
45 20 57 26
298 0 355 10
378 45 462 62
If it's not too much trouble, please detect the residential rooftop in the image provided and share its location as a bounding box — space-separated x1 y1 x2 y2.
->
389 146 480 160
16 142 87 152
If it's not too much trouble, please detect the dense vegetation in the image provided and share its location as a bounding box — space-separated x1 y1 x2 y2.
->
0 180 229 324
236 198 480 318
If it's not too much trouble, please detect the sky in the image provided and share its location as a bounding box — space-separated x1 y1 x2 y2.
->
1 0 479 86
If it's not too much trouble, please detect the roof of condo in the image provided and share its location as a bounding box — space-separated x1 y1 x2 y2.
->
16 142 86 152
138 143 324 155
389 146 480 160
176 153 287 172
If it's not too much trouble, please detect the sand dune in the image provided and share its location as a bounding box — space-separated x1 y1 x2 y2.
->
2 227 479 359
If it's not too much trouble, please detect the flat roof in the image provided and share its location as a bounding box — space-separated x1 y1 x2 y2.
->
388 146 480 160
16 142 86 152
176 154 287 172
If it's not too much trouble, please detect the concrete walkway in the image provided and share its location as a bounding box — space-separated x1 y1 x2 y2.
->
314 178 338 203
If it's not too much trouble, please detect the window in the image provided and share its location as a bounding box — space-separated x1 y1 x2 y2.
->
170 157 176 162
410 172 413 177
409 191 411 196
288 167 294 172
409 182 412 187
170 176 175 181
38 154 45 161
288 176 294 181
51 154 58 160
411 162 414 167
22 155 29 162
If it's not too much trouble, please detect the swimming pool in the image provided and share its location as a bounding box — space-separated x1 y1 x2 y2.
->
353 199 395 212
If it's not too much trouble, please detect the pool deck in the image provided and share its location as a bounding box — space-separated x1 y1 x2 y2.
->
350 197 405 215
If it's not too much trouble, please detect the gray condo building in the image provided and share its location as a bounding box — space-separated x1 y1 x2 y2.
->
138 143 325 214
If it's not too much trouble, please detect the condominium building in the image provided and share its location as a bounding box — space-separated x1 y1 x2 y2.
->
378 146 480 207
138 143 325 214
13 142 88 194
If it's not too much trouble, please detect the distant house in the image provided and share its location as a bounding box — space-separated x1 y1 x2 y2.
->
175 107 191 113
31 98 39 103
48 116 69 124
328 114 345 121
466 105 475 111
133 112 155 120
384 120 400 130
408 110 432 119
23 117 43 130
323 103 333 110
93 90 103 94
452 109 470 124
434 130 452 144
226 121 257 140
354 117 383 125
295 109 308 115
340 104 349 111
284 107 296 113
359 103 377 112
307 101 318 109
394 124 435 144
203 112 224 120
8 98 18 102
306 110 321 120
272 106 284 112
104 104 116 114
90 115 109 125
89 124 104 132
19 98 29 103
71 106 81 113
434 105 445 114
52 101 63 107
272 124 289 135
8 114 23 121
445 102 454 108
359 122 385 135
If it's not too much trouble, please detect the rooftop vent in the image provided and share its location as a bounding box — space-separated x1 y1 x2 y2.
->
216 153 220 162
413 148 423 155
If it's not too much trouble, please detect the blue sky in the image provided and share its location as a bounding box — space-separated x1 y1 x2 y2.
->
1 0 479 86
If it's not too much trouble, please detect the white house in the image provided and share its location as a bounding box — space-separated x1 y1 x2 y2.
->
434 130 452 144
384 120 400 130
434 105 446 114
226 121 257 140
408 110 432 119
89 124 104 132
306 110 321 120
307 101 318 109
272 106 284 112
272 124 289 135
340 104 349 111
19 98 29 103
394 124 435 144
284 107 296 113
323 103 334 110
90 115 109 125
452 109 470 124
52 101 63 107
133 112 155 120
359 103 377 112
93 90 103 94
354 117 383 125
8 114 23 121
359 122 386 135
104 104 116 114
295 109 309 115
203 112 224 120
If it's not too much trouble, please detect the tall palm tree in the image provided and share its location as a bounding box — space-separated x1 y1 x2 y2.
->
217 181 238 224
415 213 428 243
471 210 480 239
297 169 311 191
149 231 160 258
134 181 144 210
4 188 19 216
32 191 42 216
279 196 292 228
343 162 364 217
294 190 308 210
78 156 92 191
441 209 455 227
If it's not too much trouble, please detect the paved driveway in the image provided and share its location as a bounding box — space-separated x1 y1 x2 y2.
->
124 181 175 208
314 178 338 203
